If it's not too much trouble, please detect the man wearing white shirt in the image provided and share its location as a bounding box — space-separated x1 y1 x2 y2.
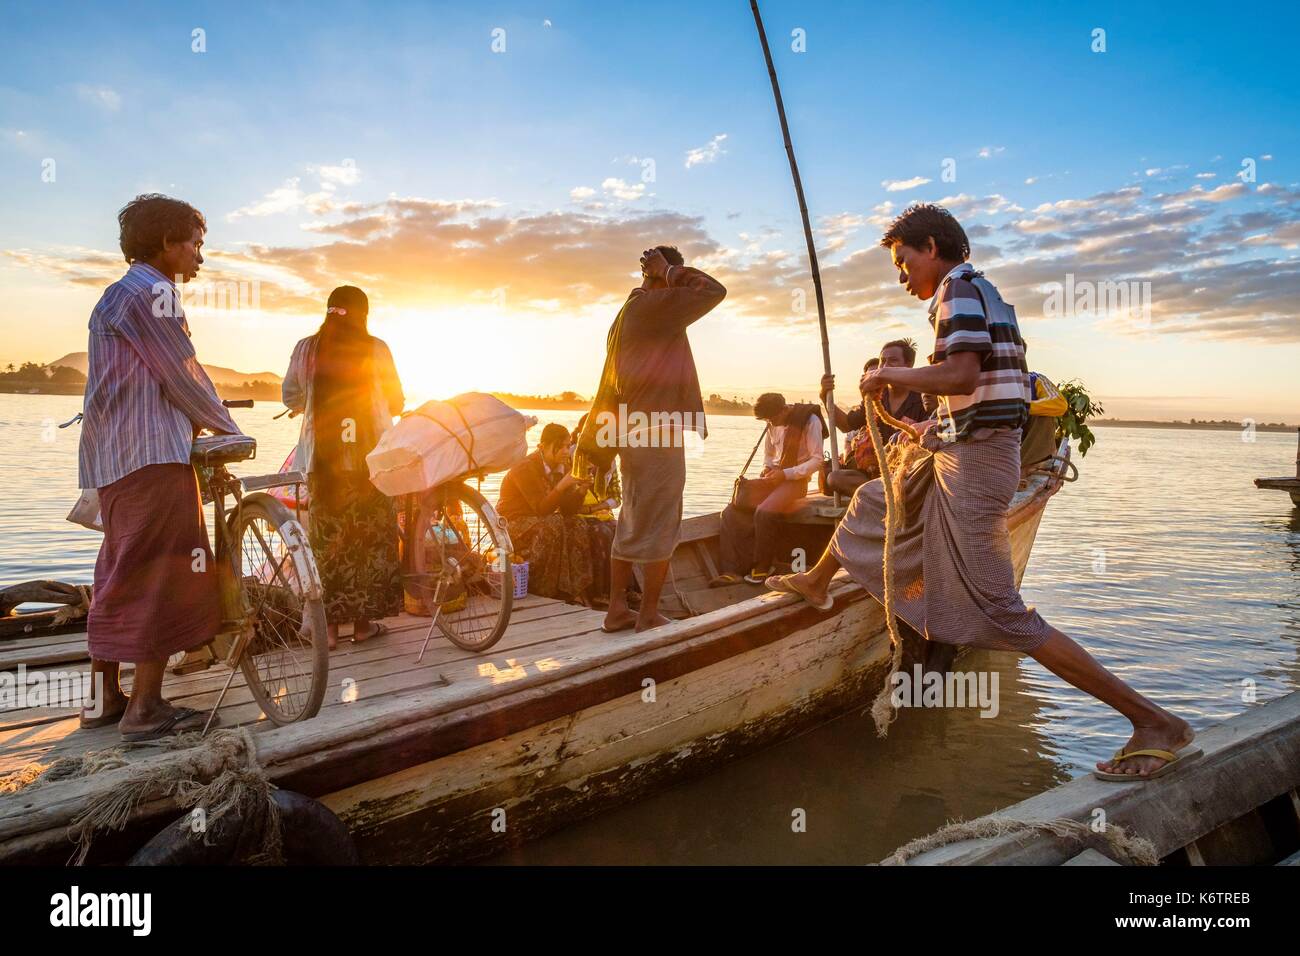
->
714 393 825 585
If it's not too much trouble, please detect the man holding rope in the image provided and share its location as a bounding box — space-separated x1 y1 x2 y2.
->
767 203 1196 781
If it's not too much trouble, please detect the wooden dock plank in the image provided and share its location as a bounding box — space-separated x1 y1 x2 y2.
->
0 597 608 775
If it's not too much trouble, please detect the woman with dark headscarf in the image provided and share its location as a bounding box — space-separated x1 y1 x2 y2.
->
283 286 404 649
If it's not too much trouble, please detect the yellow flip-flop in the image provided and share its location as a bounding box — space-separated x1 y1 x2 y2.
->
1093 745 1202 782
764 574 834 611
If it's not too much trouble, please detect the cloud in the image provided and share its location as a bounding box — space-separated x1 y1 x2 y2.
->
601 177 645 201
977 146 1005 159
1157 182 1247 208
227 161 367 220
75 85 121 112
882 176 931 192
569 186 596 200
9 178 1299 343
684 133 728 168
314 161 360 186
227 178 339 220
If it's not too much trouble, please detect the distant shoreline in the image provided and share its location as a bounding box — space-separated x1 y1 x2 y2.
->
2 387 1292 431
1092 419 1296 434
0 382 282 401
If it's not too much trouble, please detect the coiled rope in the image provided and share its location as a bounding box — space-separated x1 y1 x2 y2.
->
882 815 1159 866
864 397 920 737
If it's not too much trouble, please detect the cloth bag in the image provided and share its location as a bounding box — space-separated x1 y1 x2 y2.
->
366 392 536 496
66 489 103 532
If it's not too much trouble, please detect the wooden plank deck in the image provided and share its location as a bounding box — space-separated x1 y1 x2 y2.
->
0 593 607 778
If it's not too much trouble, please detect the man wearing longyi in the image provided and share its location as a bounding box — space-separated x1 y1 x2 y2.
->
579 246 726 632
77 195 244 740
767 204 1196 781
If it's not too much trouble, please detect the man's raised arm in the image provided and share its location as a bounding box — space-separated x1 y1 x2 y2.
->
649 264 727 331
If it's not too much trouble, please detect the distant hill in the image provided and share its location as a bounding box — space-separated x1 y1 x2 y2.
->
48 352 282 387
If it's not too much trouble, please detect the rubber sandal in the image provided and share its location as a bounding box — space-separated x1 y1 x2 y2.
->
1093 745 1203 782
352 621 389 644
120 706 209 743
744 568 775 585
764 574 834 611
708 573 742 588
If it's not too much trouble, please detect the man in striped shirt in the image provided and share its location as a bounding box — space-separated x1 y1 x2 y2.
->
770 204 1195 781
78 194 244 740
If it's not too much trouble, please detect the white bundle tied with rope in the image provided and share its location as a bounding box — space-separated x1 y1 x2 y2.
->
365 392 536 496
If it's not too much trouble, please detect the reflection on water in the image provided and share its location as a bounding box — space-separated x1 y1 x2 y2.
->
1 394 1297 862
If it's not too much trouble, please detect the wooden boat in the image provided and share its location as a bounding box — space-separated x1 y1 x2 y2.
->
0 443 1071 865
1254 427 1300 506
890 689 1300 866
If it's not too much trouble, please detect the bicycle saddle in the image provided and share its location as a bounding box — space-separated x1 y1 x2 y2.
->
191 434 258 465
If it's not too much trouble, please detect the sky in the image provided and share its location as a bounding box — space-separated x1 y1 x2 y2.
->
1 0 1297 422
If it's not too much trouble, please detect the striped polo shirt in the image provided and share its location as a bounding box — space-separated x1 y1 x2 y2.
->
927 263 1030 441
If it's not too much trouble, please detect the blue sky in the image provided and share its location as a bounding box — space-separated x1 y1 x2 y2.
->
2 0 1298 421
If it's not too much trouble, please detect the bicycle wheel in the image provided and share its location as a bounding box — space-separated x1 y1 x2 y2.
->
231 494 329 724
408 482 513 652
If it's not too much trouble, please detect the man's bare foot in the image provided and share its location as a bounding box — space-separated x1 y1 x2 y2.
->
1095 716 1195 777
80 694 129 728
635 611 671 632
602 609 637 632
766 571 831 609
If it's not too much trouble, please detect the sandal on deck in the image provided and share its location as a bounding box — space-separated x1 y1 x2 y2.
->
1093 745 1203 782
764 574 834 612
352 622 390 643
120 706 208 743
708 573 742 588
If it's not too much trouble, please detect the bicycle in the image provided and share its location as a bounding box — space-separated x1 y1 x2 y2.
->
400 475 516 657
63 399 330 729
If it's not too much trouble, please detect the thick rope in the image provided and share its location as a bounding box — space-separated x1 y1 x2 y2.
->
0 728 282 866
865 398 920 736
882 815 1159 866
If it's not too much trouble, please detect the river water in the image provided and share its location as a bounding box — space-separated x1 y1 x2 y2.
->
2 393 1297 863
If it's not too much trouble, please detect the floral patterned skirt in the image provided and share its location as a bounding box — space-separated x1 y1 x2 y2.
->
307 471 402 624
510 513 615 603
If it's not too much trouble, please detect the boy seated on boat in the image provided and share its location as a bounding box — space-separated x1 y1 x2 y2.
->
767 202 1197 782
712 393 824 586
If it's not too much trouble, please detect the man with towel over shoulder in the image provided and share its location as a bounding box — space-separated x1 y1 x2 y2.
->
578 246 726 632
767 203 1197 782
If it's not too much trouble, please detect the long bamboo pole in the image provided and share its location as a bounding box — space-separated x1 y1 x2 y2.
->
749 0 840 480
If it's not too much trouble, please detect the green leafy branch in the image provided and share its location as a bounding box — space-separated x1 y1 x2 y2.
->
1056 380 1104 457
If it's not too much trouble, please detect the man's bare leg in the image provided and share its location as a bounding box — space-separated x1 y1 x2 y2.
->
117 659 191 735
1029 628 1194 777
636 559 671 631
603 557 638 631
777 546 842 604
81 659 129 724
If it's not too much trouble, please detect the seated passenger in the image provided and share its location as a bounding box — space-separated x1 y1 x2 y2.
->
570 412 623 605
713 393 825 585
820 340 929 495
497 423 609 605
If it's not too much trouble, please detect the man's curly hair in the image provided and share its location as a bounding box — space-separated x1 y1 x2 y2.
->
118 194 206 264
880 203 970 262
